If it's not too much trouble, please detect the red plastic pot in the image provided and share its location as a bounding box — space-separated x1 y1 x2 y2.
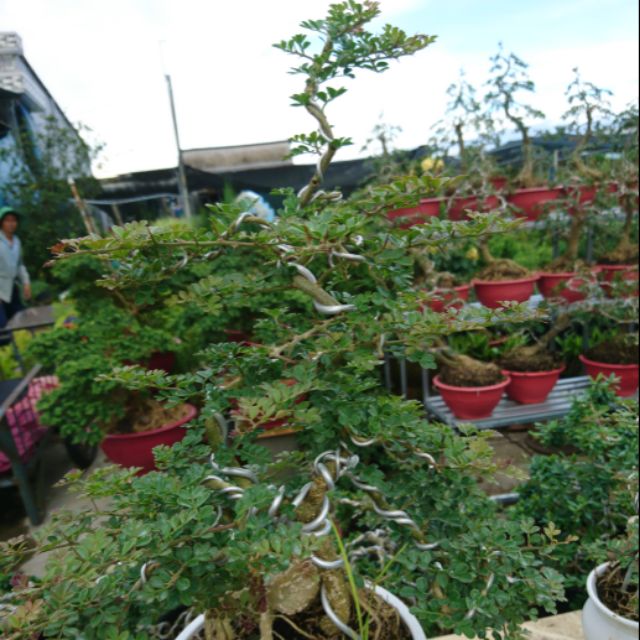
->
433 375 510 419
147 351 176 374
538 272 591 303
101 404 198 473
579 355 639 397
424 285 470 313
598 265 639 298
502 367 565 404
448 195 500 221
507 187 564 221
387 198 443 228
473 275 539 309
565 184 597 206
490 176 509 190
599 264 639 282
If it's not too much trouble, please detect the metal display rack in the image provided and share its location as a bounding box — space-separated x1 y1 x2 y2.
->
424 376 591 430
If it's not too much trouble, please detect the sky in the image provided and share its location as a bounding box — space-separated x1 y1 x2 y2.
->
1 0 638 178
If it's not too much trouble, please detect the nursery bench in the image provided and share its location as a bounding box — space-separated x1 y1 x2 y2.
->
424 375 592 431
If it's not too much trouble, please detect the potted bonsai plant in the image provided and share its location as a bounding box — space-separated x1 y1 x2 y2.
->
26 301 197 472
580 333 639 397
484 45 561 219
512 382 638 610
473 238 539 308
1 5 571 639
499 317 570 404
583 493 638 640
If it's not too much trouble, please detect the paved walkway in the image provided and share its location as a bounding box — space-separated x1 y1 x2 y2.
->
436 611 584 639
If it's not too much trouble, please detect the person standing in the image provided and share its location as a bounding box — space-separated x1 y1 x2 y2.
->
0 207 31 326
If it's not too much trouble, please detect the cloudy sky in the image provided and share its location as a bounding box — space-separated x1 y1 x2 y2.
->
1 0 638 177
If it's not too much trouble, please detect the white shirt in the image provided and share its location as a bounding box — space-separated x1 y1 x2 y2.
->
0 232 30 303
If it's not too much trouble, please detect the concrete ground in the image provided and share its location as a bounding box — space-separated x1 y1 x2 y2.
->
0 436 110 576
435 611 584 639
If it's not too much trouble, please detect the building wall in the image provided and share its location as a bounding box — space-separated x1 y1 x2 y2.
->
0 31 87 206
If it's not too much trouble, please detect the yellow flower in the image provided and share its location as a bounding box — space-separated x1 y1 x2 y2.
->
421 157 444 173
466 247 479 261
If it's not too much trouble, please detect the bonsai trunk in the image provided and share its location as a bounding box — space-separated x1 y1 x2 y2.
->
548 209 587 272
477 238 530 281
605 201 639 264
572 106 603 181
436 350 505 387
455 122 465 167
501 315 570 370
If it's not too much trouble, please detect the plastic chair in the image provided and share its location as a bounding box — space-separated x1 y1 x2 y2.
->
0 365 51 525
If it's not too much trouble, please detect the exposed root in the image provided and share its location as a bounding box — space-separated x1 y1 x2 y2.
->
439 354 505 387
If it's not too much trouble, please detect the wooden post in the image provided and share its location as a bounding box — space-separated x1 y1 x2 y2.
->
111 203 124 226
68 177 97 235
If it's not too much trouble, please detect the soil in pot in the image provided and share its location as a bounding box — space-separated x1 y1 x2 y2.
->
500 350 560 373
107 397 191 435
476 260 530 282
194 589 412 640
585 340 639 366
270 589 411 640
440 356 505 387
596 562 639 623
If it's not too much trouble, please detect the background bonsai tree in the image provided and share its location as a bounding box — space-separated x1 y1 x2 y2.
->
484 45 546 187
1 4 569 639
430 69 498 178
561 67 613 182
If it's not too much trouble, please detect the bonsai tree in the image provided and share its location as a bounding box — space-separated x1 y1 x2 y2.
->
484 45 545 187
561 67 613 182
598 103 639 265
513 382 638 607
1 4 569 639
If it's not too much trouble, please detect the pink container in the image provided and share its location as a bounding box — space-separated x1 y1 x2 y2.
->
448 195 500 221
388 198 443 228
507 187 564 221
538 272 591 303
502 367 565 404
473 275 539 308
579 355 639 397
101 404 198 473
424 285 470 313
433 375 510 419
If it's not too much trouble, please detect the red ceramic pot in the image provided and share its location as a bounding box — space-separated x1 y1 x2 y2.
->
473 275 539 309
424 285 470 313
599 264 639 282
224 329 252 343
388 198 443 228
490 176 509 190
101 404 198 473
448 195 500 221
507 187 564 221
502 367 565 404
598 265 639 298
147 351 176 374
579 355 639 397
538 272 591 303
565 184 597 206
433 375 510 419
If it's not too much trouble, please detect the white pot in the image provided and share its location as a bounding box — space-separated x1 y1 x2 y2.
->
175 584 426 640
582 562 639 640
